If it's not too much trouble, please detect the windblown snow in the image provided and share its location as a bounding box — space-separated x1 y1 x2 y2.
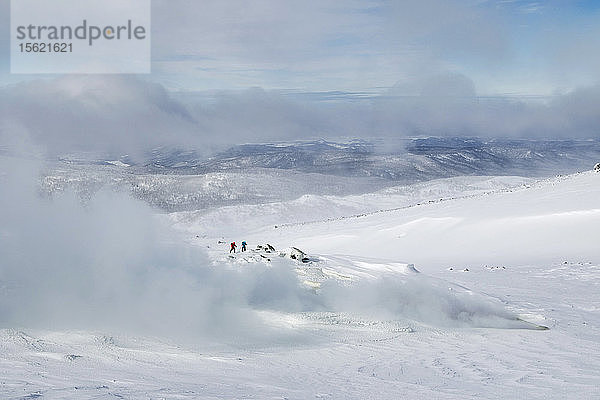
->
1 159 599 399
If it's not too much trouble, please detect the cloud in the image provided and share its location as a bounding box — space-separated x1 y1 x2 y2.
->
0 156 325 344
0 77 341 157
149 0 509 91
389 72 477 98
322 274 528 329
372 73 600 138
0 75 199 159
2 0 600 94
0 73 599 163
166 73 600 141
145 0 600 95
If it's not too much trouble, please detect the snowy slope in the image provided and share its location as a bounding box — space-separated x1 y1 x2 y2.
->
1 171 600 399
259 171 600 269
170 175 532 237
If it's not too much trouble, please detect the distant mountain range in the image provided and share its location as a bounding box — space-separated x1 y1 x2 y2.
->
135 137 600 182
40 137 600 212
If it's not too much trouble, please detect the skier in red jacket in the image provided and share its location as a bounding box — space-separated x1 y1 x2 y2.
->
230 242 237 253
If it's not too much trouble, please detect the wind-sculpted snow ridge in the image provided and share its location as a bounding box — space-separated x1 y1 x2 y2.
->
271 172 577 229
322 273 543 330
211 243 546 331
273 181 528 229
168 175 532 235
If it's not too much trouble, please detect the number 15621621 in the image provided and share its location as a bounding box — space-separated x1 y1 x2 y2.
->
19 43 73 53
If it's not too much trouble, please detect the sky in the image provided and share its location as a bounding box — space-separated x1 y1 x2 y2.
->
123 0 600 95
1 0 600 94
0 0 599 155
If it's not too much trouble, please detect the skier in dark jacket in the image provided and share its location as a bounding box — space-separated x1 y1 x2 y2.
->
230 242 237 253
241 241 247 252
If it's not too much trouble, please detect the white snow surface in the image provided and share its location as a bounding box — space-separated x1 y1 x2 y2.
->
2 171 600 399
